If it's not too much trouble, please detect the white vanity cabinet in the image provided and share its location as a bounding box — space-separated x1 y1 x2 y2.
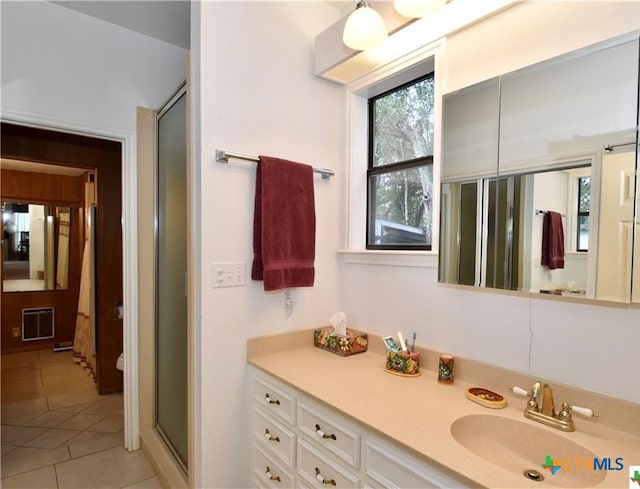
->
252 376 297 488
364 437 463 488
251 370 466 488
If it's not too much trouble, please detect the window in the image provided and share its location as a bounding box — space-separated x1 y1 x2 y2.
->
577 176 590 251
367 73 434 249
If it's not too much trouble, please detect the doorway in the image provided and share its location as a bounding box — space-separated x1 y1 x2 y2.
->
1 123 124 395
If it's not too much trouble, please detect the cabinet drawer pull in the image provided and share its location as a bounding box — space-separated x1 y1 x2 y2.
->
264 429 280 442
264 393 280 405
315 424 337 440
265 466 281 482
314 467 336 485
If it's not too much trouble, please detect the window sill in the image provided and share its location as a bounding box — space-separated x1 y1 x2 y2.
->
336 249 438 268
565 252 588 259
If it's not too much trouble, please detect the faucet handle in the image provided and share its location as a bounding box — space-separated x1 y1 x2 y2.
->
511 384 541 411
511 386 529 397
569 405 599 418
511 383 542 401
558 402 599 421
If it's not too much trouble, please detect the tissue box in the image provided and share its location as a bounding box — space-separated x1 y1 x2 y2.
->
313 327 368 356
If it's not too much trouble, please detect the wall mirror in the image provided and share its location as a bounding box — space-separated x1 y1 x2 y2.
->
439 34 640 303
2 202 70 292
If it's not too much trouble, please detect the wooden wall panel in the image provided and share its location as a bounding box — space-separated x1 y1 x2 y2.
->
1 200 82 353
1 123 123 395
1 169 84 205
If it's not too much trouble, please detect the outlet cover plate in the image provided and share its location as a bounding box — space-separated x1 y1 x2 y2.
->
211 262 246 288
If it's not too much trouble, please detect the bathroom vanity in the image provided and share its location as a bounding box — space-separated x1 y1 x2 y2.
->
248 330 640 488
250 369 466 488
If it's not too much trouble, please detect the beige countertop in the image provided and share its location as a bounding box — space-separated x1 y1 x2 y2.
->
248 329 640 488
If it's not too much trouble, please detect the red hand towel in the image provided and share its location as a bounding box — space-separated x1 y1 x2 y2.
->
541 211 564 270
252 156 316 291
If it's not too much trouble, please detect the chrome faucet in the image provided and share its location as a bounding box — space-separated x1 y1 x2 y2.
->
512 381 598 432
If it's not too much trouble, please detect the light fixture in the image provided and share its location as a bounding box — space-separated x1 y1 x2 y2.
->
342 0 388 51
393 0 446 19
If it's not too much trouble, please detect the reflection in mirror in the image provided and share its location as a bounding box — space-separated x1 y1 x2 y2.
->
519 164 592 297
2 202 70 292
635 159 640 303
596 145 635 301
439 77 499 287
439 180 480 286
439 34 639 303
441 162 595 295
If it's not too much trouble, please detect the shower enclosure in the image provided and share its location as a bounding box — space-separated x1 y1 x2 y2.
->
155 84 188 471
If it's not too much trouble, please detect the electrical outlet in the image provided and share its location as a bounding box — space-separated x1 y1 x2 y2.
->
12 327 20 338
211 262 246 288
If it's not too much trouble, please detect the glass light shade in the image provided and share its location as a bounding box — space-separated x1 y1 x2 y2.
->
393 0 446 18
342 4 388 51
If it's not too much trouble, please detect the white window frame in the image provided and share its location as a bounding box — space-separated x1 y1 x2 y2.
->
566 166 591 254
340 43 443 268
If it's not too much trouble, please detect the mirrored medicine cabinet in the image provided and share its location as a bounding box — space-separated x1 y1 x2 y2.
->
439 34 640 304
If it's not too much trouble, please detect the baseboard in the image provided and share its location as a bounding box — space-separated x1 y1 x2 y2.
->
139 430 188 489
52 341 74 352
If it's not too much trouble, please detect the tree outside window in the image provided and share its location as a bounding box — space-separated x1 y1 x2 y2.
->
367 74 434 249
577 176 590 252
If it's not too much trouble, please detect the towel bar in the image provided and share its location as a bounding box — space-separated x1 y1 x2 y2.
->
215 149 334 180
536 209 565 217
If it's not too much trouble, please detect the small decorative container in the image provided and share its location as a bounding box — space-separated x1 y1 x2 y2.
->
465 387 507 409
313 326 368 356
385 350 420 377
438 354 454 384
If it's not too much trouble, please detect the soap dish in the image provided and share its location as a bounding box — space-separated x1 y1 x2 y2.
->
466 387 507 409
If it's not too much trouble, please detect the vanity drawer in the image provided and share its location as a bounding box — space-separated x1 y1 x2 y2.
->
365 438 463 489
254 376 297 425
253 442 296 489
298 401 360 468
297 438 360 488
253 406 296 469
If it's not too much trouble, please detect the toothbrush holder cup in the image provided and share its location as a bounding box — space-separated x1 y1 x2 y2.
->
385 350 420 377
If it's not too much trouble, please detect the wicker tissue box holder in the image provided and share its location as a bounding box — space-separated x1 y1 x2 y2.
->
313 326 368 356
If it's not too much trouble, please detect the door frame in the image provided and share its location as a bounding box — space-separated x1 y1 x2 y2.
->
1 108 140 451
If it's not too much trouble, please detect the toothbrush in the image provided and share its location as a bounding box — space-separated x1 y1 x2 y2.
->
397 331 407 352
410 332 416 353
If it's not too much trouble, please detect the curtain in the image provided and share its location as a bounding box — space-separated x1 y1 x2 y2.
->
73 182 96 380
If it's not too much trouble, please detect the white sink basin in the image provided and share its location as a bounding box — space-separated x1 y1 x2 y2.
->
450 414 606 487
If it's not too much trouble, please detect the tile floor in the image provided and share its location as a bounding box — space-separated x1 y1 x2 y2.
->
1 349 161 488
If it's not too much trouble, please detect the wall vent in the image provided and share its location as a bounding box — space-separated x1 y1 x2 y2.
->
22 307 55 341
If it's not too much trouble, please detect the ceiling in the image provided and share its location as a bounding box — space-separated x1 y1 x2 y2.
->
50 0 191 49
49 1 352 50
6 2 349 179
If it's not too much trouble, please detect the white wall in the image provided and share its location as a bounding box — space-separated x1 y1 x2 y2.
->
1 0 188 465
340 1 640 404
196 2 343 486
0 1 187 134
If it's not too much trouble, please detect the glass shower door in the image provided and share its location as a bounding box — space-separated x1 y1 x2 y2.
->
155 85 188 471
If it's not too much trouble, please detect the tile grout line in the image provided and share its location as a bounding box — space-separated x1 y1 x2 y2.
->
54 458 61 489
2 352 144 488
